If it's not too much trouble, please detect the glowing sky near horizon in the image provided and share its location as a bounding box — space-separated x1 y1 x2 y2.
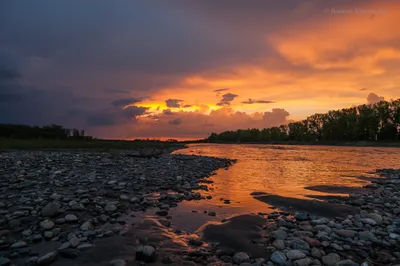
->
0 0 399 139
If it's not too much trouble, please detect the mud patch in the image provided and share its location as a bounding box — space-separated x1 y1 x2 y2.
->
197 214 270 259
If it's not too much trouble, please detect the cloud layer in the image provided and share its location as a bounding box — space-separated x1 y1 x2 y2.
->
0 0 399 139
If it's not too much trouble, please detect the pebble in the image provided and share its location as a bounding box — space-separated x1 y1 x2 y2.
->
286 250 306 260
37 251 57 265
271 251 287 265
77 243 94 250
11 241 27 249
41 220 55 230
65 214 78 222
271 229 288 240
41 203 59 217
233 252 250 264
322 253 340 266
136 245 156 262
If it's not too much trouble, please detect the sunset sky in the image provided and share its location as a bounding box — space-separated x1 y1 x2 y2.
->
0 0 399 139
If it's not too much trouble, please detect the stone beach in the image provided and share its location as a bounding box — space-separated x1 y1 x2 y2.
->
0 149 399 266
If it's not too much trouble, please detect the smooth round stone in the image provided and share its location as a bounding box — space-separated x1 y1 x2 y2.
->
286 250 306 260
136 245 156 262
41 220 55 230
322 253 340 266
271 251 287 265
271 229 288 240
105 203 117 212
37 252 57 265
65 214 78 222
232 252 250 264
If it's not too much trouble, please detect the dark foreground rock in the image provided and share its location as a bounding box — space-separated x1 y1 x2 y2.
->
0 150 232 265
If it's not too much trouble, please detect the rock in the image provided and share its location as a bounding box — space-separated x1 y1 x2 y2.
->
294 257 313 266
0 258 10 266
366 213 382 224
119 195 129 201
136 245 156 262
233 252 250 264
295 212 308 221
335 229 357 238
311 247 323 259
69 237 80 248
58 242 70 250
361 218 377 225
271 251 287 265
42 203 59 217
77 243 93 250
37 251 57 265
11 241 27 249
80 221 93 231
208 211 216 216
287 250 306 261
335 259 358 266
271 229 288 240
109 259 126 266
330 243 343 251
65 214 78 222
105 203 117 212
44 231 53 239
272 239 285 250
322 253 340 266
359 231 379 243
290 239 310 250
41 219 55 230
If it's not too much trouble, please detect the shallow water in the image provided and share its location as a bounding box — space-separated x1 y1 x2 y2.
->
168 144 400 231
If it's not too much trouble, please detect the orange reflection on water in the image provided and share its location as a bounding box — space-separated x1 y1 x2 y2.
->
172 144 400 221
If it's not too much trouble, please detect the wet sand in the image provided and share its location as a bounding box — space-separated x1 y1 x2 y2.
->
253 194 359 218
304 185 371 194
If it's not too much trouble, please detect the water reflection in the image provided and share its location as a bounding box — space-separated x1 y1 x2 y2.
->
169 144 400 231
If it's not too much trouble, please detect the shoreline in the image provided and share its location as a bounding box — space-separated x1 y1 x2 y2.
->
200 141 400 148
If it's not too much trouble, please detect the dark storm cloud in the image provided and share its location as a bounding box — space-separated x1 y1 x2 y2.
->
168 118 182 126
110 97 143 107
242 98 275 104
122 106 149 118
213 88 229 92
163 109 175 115
217 93 238 106
165 99 183 108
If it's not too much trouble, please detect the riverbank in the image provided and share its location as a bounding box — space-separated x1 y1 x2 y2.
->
203 141 400 148
0 150 233 265
0 139 185 151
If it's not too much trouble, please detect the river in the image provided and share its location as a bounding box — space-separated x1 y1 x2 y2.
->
167 144 400 231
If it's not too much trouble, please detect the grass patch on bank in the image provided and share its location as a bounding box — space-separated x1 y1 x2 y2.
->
0 139 186 151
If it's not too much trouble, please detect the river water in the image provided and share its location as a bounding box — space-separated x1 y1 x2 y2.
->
167 144 400 232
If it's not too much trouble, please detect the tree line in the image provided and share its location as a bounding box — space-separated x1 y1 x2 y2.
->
207 99 400 143
0 124 93 140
